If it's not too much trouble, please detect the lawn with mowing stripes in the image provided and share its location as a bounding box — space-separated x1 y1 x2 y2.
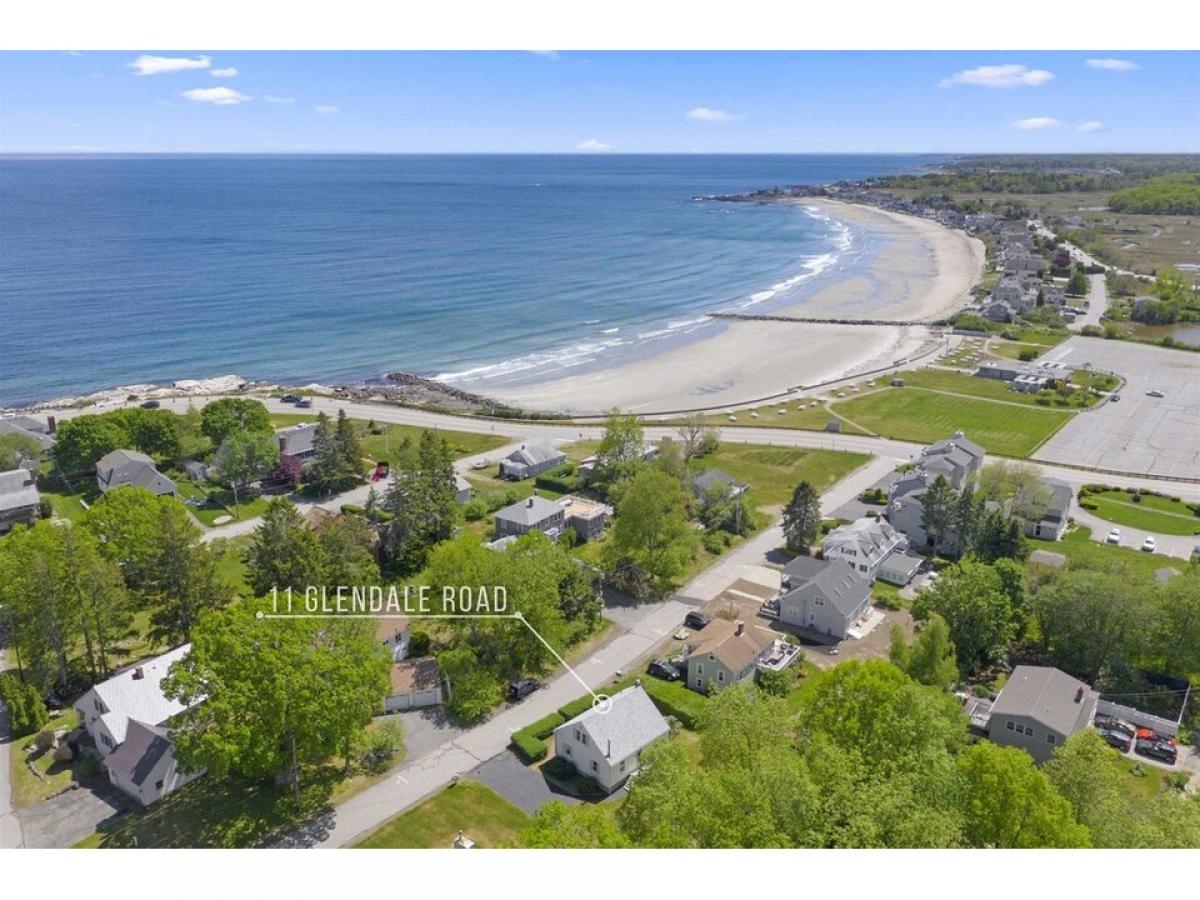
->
353 780 528 848
1086 491 1200 536
901 369 1099 408
830 389 1072 457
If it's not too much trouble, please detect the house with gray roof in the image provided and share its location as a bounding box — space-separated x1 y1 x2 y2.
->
685 618 774 694
493 494 566 540
1023 479 1073 542
986 665 1098 764
887 433 988 553
454 473 472 504
0 468 41 533
777 556 872 641
552 684 669 793
104 719 200 807
498 441 566 480
274 422 319 461
822 516 906 583
95 449 177 497
689 468 748 500
0 415 55 452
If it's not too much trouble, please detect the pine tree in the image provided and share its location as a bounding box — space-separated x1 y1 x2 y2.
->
335 408 363 480
782 481 822 554
920 475 957 554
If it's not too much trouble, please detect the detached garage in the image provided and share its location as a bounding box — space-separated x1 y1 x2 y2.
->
384 657 443 713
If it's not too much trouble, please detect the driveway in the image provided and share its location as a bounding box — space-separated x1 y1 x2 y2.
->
15 782 128 848
1068 273 1110 332
469 751 581 815
1071 504 1198 562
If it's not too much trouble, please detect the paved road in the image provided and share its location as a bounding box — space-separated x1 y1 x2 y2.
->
0 647 23 849
1069 273 1110 333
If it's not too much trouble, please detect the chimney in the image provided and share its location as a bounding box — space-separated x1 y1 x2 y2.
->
735 620 745 636
1074 686 1084 703
133 666 145 680
527 497 535 508
606 738 612 759
47 415 57 434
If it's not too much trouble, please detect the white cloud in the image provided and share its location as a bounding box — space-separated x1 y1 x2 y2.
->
1012 116 1062 130
939 64 1054 88
1078 120 1105 132
1086 58 1140 71
575 138 614 152
686 106 734 123
129 54 212 76
530 51 561 60
314 105 339 115
181 87 251 106
263 95 295 104
209 67 238 78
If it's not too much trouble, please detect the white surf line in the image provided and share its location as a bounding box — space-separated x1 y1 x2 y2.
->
258 610 608 710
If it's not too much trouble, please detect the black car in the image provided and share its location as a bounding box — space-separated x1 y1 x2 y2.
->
1096 728 1132 753
508 678 541 702
1093 715 1135 738
139 399 161 409
647 659 682 681
1135 738 1178 765
684 611 711 630
280 394 301 404
295 398 313 409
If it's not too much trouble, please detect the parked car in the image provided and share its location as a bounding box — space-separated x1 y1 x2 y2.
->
1146 389 1165 398
280 394 301 403
1097 728 1132 753
139 399 161 409
1093 714 1135 738
647 659 682 681
1106 528 1121 545
1141 536 1156 553
683 611 711 630
1135 738 1178 765
507 678 541 702
1110 393 1120 402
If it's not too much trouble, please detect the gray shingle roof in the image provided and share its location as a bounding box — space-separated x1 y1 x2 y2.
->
493 495 563 528
990 665 1097 737
0 418 54 450
781 556 871 617
0 468 40 511
505 441 563 467
823 517 901 557
690 469 745 496
96 448 155 473
555 684 669 762
104 719 172 787
274 423 318 456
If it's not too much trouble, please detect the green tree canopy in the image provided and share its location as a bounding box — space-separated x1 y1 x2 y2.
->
911 559 1021 674
602 467 696 596
782 481 822 554
199 398 271 449
213 428 279 509
888 613 959 690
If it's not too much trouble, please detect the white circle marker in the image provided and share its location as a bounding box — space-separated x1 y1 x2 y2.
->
255 610 265 619
592 694 613 715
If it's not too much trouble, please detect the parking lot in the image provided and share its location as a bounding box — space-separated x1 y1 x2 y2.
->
1034 337 1200 479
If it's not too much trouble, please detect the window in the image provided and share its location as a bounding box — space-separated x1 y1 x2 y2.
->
591 760 598 772
1026 727 1035 738
717 670 725 684
619 761 626 773
155 780 164 790
697 664 704 676
859 565 868 573
1046 734 1057 745
1005 721 1015 731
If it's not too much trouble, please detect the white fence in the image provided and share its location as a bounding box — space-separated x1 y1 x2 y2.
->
1096 699 1181 737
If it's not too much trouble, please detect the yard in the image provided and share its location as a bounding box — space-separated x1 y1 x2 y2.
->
9 708 88 808
898 368 1100 409
698 445 871 510
269 412 510 465
1045 525 1182 579
1083 491 1200 536
352 779 528 849
829 385 1074 458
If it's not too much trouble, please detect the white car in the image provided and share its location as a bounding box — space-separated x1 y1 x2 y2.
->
1141 536 1156 553
1146 389 1165 398
1106 528 1121 544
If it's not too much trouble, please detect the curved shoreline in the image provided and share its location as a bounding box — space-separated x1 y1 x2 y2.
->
479 200 985 415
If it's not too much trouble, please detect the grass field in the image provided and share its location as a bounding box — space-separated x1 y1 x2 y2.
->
353 780 528 849
699 445 870 509
988 339 1048 361
697 400 868 434
900 369 1099 409
830 386 1073 457
1085 491 1200 536
1049 526 1181 579
269 412 510 464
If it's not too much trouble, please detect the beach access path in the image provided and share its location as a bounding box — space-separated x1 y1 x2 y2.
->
273 451 899 848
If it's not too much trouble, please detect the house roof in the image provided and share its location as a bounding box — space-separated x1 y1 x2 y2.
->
274 423 317 456
0 418 54 450
781 557 871 618
504 441 564 467
454 474 471 493
554 684 669 762
96 448 155 474
688 618 773 672
990 665 1098 737
390 656 440 694
493 495 563 527
823 517 901 557
104 719 172 787
0 468 40 511
1041 480 1073 518
82 644 195 746
925 435 986 466
690 469 745 496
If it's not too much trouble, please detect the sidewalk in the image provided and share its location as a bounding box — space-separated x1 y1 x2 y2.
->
0 648 25 849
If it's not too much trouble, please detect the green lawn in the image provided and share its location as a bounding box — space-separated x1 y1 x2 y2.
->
988 340 1047 361
1070 369 1120 392
1085 491 1200 536
900 369 1099 409
830 387 1073 458
698 445 870 509
353 779 528 849
696 400 868 434
9 708 86 808
269 412 510 465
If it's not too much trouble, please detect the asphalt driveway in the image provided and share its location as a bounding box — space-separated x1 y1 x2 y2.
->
469 751 582 815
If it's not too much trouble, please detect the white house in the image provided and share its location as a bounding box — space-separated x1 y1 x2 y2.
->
821 517 906 583
552 684 669 793
73 644 202 806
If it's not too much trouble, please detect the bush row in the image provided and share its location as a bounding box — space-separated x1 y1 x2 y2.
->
509 711 568 763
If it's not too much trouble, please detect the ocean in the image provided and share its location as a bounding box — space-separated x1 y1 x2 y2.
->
0 154 946 406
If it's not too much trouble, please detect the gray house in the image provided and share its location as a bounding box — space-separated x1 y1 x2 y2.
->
559 495 613 543
689 469 748 500
454 474 472 504
493 495 566 540
776 556 872 641
821 516 906 583
1024 479 1073 542
987 666 1098 764
274 423 319 462
685 618 773 694
552 685 669 793
95 449 177 497
0 468 41 533
0 415 55 453
498 441 566 480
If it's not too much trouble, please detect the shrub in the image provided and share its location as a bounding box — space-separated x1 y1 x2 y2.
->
0 674 47 737
340 503 365 516
636 677 707 730
407 630 432 656
701 530 727 554
1018 348 1039 362
356 719 406 773
463 499 488 522
35 729 56 753
511 731 548 764
526 712 567 741
557 696 594 720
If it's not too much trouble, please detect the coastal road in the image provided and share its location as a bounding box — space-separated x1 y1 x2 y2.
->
275 452 895 848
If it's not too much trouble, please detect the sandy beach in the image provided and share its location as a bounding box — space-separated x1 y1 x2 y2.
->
481 200 985 415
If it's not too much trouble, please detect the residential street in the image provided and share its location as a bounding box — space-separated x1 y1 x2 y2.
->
0 647 22 849
1069 273 1111 332
273 452 898 848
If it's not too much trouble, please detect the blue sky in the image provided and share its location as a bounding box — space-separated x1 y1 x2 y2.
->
1 51 1197 153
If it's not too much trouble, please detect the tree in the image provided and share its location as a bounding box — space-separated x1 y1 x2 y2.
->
384 431 459 573
163 600 389 798
56 525 134 682
146 504 229 645
977 461 1052 529
971 507 1027 563
521 801 630 848
1066 267 1089 297
952 489 984 555
354 719 406 774
213 428 279 512
84 486 194 595
919 475 957 553
270 452 303 489
911 559 1019 674
199 397 271 449
315 514 381 589
602 468 696 596
888 613 959 690
1150 570 1200 679
591 409 646 497
176 404 211 460
675 412 719 462
782 481 822 554
305 412 361 496
334 408 363 478
697 481 750 534
0 432 44 469
244 499 325 597
0 674 48 737
51 413 129 474
956 742 1089 848
438 644 503 721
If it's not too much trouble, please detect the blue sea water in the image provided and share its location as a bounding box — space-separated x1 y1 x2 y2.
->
0 154 946 406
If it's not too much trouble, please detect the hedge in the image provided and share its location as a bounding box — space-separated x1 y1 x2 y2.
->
557 695 595 721
511 731 548 764
533 474 583 494
525 712 567 741
636 676 708 730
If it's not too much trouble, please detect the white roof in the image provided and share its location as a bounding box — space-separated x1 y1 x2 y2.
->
555 685 669 762
84 644 195 745
823 516 900 556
